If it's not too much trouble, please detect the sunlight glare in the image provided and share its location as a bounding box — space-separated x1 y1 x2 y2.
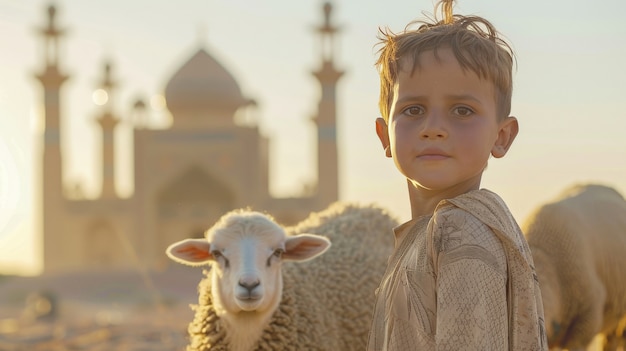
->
150 94 166 110
92 89 109 105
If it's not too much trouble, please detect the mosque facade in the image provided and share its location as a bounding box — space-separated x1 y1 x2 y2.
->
35 3 343 272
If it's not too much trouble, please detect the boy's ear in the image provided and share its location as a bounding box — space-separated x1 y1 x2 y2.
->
375 118 392 158
492 116 519 158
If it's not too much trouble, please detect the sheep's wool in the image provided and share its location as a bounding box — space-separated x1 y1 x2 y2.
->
523 184 626 349
187 272 308 351
186 202 398 351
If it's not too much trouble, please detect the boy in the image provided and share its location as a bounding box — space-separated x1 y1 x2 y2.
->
367 0 548 350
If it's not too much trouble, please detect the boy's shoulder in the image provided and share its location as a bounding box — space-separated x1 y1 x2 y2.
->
430 189 522 249
431 198 504 249
435 189 516 231
432 202 488 228
432 189 535 266
432 189 509 226
429 193 508 274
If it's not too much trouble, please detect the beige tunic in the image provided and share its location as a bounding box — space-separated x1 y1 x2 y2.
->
368 189 547 350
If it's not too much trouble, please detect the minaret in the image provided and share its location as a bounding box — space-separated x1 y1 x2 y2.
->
95 62 120 198
36 4 69 271
312 2 343 207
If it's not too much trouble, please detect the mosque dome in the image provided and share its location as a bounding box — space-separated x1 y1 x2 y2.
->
164 48 251 125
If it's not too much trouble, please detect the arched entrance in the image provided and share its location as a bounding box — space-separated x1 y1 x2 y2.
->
156 165 235 265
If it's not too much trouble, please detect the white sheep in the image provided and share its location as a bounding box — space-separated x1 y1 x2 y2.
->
166 202 397 351
522 184 626 350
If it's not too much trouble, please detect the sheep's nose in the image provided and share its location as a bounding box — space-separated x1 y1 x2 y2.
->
239 278 260 292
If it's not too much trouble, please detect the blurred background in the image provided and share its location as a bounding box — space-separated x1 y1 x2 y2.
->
0 0 625 348
1 0 624 276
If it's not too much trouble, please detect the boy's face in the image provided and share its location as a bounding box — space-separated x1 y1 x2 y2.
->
376 47 518 194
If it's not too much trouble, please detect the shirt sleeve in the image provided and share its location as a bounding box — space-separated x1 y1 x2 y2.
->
432 208 509 351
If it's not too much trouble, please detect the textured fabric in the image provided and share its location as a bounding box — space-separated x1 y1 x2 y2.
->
368 189 548 350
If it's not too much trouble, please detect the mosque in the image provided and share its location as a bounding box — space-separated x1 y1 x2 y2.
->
35 3 344 273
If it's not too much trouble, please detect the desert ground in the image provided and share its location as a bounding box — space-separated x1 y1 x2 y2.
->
0 266 618 351
0 265 203 350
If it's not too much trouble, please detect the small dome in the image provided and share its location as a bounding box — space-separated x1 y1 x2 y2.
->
164 48 249 123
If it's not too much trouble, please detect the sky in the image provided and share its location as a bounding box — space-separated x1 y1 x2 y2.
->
1 0 625 275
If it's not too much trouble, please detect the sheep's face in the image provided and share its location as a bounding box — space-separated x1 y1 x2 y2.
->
166 210 331 318
210 228 288 314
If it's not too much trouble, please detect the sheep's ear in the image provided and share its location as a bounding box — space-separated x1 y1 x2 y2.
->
166 238 213 266
283 234 331 262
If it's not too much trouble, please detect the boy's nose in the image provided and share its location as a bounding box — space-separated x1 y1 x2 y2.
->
420 113 448 139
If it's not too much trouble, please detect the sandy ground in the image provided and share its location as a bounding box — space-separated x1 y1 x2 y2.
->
0 265 204 350
0 267 619 351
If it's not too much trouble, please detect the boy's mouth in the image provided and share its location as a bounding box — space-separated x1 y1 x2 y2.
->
418 154 449 160
417 148 449 160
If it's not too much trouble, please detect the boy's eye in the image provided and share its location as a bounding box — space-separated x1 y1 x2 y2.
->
453 106 474 117
402 106 425 116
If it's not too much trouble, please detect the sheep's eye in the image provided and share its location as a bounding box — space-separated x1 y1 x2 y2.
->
267 248 284 267
211 250 229 268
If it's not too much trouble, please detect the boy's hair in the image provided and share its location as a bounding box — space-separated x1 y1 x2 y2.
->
375 0 515 122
